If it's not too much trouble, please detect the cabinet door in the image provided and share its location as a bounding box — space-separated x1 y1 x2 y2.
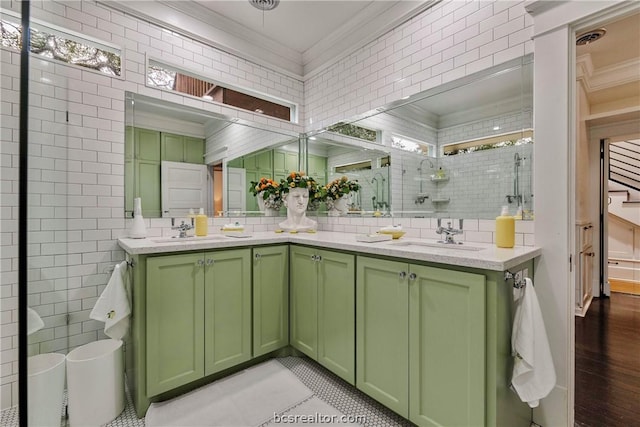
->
274 150 297 173
184 136 204 164
204 249 252 376
308 154 327 185
135 128 161 217
356 256 409 417
161 132 185 162
253 246 289 357
256 150 273 171
409 265 486 427
290 246 318 358
317 249 355 384
146 253 204 396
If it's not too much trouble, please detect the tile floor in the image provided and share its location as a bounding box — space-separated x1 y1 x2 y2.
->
1 356 413 426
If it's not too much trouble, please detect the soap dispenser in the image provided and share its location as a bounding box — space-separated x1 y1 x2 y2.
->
495 205 515 248
195 208 208 236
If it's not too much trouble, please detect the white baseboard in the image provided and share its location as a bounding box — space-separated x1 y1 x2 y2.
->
533 385 569 427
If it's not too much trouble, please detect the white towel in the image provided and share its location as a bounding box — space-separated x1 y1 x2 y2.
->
90 261 131 340
511 277 556 408
27 307 45 336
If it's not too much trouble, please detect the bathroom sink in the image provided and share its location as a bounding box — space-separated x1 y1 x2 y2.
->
390 240 485 252
150 235 227 243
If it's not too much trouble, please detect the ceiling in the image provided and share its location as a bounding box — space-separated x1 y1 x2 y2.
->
102 0 430 78
191 1 374 53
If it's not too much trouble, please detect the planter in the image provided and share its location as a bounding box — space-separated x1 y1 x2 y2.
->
256 192 266 212
327 195 349 216
257 191 282 216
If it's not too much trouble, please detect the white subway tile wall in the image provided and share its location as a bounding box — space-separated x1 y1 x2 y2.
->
304 1 533 131
0 0 534 409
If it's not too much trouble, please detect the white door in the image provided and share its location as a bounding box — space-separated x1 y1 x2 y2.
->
161 161 207 217
227 167 246 213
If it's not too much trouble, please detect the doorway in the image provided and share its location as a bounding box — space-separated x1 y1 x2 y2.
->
574 8 640 427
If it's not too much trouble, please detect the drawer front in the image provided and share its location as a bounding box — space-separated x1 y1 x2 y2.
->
608 260 638 281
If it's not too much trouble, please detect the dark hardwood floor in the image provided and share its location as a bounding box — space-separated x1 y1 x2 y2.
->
575 293 640 427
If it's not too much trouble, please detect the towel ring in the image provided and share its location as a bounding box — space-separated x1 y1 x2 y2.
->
504 270 526 289
103 260 135 274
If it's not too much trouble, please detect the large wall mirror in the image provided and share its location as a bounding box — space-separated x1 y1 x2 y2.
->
124 92 299 218
310 54 534 220
126 55 533 220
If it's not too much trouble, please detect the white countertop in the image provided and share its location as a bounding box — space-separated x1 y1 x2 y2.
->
118 231 540 271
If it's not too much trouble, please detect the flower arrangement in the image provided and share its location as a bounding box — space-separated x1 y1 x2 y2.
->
323 176 360 201
282 171 321 211
249 177 283 209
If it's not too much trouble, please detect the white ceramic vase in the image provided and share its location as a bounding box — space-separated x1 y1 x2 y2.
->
256 191 266 212
327 195 349 216
264 207 279 217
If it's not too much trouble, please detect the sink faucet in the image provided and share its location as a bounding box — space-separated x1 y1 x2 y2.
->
171 218 194 238
436 218 464 244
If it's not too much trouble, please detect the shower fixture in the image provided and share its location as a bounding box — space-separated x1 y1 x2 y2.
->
506 153 523 206
417 157 434 171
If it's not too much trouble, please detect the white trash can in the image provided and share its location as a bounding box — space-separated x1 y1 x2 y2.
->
66 339 124 427
28 353 66 427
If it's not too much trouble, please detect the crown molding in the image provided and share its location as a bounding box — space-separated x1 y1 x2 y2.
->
577 53 640 93
99 0 305 79
99 0 437 82
302 0 440 79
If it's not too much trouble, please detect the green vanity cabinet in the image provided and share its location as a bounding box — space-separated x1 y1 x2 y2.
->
146 252 205 397
408 264 486 427
356 257 409 416
145 249 251 396
204 249 252 375
253 246 289 357
356 256 486 425
290 246 318 357
290 245 355 384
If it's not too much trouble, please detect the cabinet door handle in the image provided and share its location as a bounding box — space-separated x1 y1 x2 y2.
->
196 259 205 267
316 255 322 262
608 261 619 265
585 252 594 257
408 273 417 281
206 258 214 266
311 255 317 261
255 253 262 260
399 271 407 279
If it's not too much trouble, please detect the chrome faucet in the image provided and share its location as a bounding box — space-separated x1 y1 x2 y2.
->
436 218 464 244
171 218 194 238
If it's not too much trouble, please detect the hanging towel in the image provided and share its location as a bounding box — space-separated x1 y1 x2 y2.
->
90 261 131 340
27 307 45 336
511 277 556 408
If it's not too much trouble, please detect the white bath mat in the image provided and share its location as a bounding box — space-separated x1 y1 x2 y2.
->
266 396 363 427
145 360 313 426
